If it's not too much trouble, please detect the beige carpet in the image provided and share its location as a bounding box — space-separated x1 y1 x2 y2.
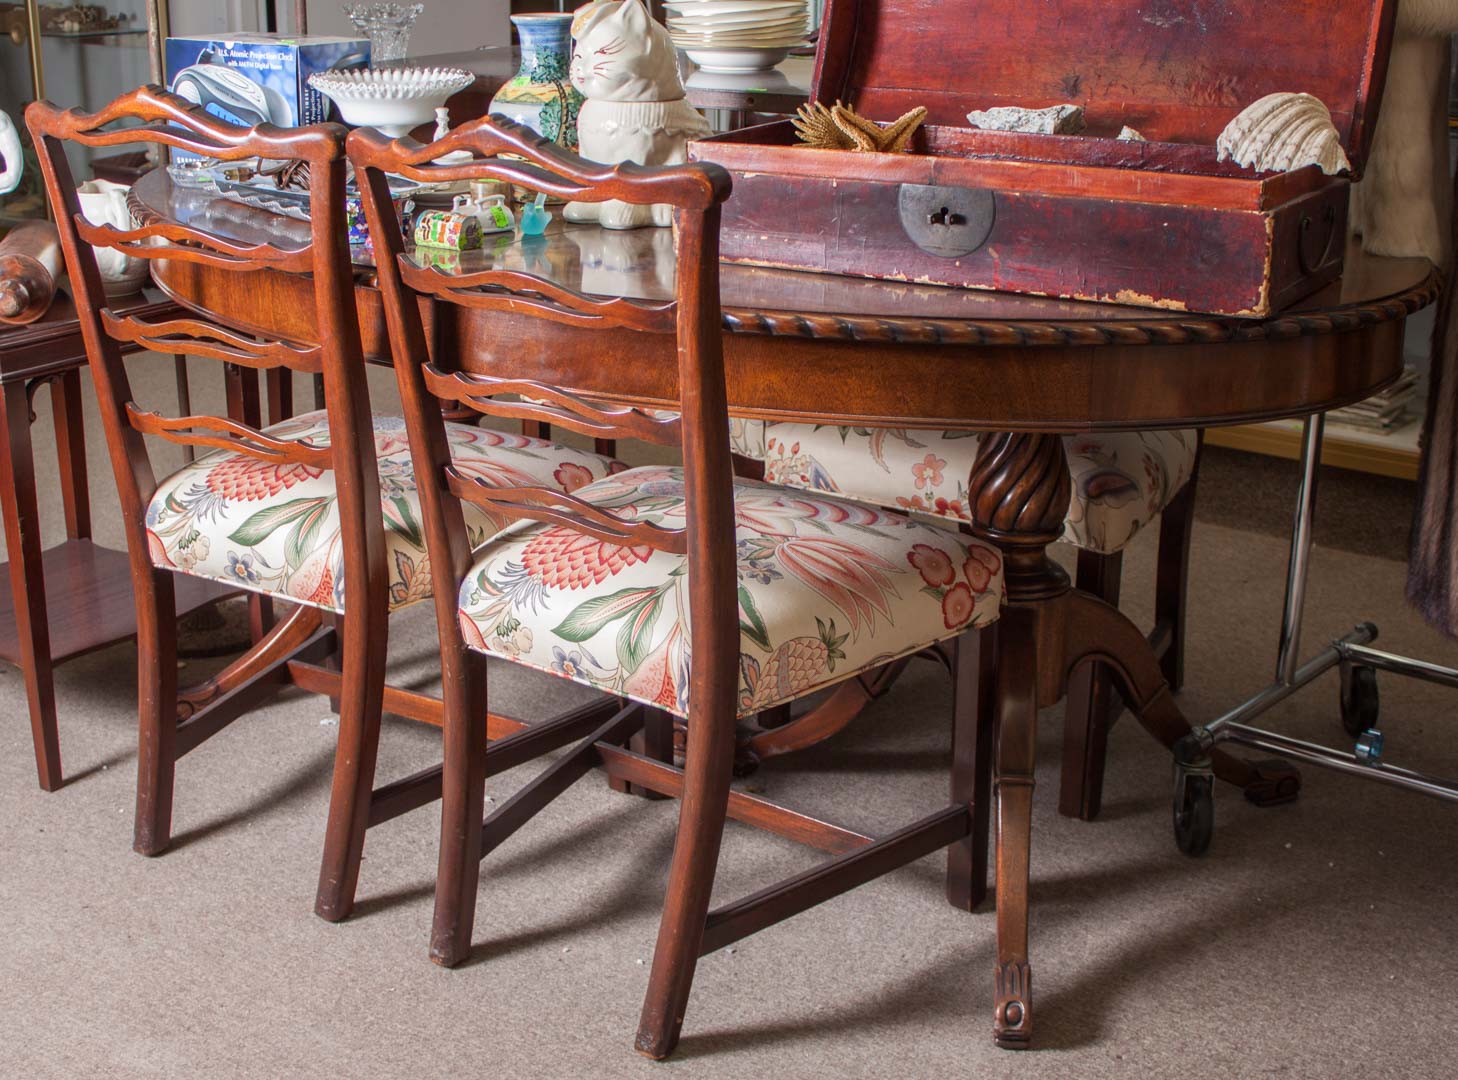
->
1 357 1456 1079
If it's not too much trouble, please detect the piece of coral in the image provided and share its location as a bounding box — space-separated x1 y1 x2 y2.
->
965 104 1086 135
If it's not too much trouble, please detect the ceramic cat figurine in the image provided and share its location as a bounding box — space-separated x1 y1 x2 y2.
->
565 0 711 229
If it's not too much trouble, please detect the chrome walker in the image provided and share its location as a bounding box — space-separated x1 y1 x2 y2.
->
1171 413 1458 855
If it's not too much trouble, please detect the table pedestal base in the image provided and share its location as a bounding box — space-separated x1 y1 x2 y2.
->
968 431 1300 1048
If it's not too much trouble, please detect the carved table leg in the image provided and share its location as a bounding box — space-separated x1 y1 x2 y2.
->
1062 589 1300 802
968 432 1073 1050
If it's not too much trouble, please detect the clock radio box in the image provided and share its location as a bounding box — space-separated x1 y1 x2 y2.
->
165 33 369 144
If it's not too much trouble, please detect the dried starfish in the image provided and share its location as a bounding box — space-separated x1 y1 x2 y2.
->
792 100 854 151
831 104 927 154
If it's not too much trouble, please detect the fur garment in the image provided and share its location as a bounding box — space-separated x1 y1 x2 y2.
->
1356 1 1458 633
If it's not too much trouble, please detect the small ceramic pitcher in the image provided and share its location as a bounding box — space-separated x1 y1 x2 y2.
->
451 191 516 235
76 179 149 296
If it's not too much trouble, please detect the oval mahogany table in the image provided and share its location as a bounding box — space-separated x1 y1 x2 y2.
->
131 167 1438 1044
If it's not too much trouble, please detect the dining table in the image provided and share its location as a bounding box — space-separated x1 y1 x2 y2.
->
125 165 1437 962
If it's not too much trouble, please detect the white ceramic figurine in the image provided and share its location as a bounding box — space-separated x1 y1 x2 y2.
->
0 110 22 195
564 0 711 229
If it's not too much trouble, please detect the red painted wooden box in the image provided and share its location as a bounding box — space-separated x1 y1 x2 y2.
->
688 0 1397 316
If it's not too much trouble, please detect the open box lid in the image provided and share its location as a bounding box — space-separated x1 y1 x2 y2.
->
811 0 1398 176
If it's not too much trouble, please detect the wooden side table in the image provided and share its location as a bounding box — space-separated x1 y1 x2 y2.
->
1 291 223 790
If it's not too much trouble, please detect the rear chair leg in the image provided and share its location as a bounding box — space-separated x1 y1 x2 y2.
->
635 699 737 1059
314 599 388 923
610 704 674 797
947 626 996 911
1154 465 1199 693
430 646 490 966
1060 549 1122 821
134 570 180 855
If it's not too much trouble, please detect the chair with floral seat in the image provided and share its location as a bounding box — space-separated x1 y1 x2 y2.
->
350 114 1033 1057
26 88 625 921
735 417 1202 819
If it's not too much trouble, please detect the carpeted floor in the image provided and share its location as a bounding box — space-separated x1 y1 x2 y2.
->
2 357 1456 1079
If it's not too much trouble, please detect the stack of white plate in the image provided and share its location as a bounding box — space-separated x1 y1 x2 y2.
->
664 0 809 73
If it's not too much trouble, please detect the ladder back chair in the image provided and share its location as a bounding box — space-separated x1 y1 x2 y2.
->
25 88 626 922
350 115 1019 1057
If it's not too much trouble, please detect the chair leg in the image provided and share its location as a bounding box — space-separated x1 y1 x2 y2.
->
623 706 675 799
731 454 765 481
635 700 738 1059
992 605 1038 1050
314 601 388 923
1154 470 1199 693
1059 549 1122 821
947 626 995 912
430 647 489 966
134 569 180 855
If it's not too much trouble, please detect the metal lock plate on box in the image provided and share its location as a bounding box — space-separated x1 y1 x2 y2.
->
898 184 996 258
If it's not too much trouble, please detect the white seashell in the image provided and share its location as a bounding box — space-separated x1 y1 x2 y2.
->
1216 92 1350 176
1117 126 1146 142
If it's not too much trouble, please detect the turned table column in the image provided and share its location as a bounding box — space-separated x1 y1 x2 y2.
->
966 431 1071 1049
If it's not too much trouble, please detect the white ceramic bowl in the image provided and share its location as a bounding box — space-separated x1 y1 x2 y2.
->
308 66 475 136
682 47 792 73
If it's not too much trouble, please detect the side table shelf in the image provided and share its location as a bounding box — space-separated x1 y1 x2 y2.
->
0 539 226 666
0 291 230 791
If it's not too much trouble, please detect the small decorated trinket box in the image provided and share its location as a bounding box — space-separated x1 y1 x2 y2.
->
414 208 484 251
345 191 413 250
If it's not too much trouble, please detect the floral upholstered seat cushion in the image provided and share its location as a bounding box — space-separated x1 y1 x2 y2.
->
146 411 625 613
458 465 1004 719
754 425 1198 556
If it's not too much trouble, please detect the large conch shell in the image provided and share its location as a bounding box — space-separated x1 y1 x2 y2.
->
1216 92 1351 175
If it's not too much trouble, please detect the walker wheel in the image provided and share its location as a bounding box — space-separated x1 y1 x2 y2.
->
1340 664 1379 739
1173 772 1214 857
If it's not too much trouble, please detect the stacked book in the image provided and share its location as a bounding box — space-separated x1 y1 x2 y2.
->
1328 367 1421 433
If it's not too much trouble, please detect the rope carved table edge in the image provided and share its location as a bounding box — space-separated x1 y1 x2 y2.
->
718 272 1441 347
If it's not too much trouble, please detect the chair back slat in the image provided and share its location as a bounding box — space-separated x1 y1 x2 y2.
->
442 472 689 556
102 312 324 374
398 260 676 333
421 366 682 448
125 405 333 467
75 216 313 273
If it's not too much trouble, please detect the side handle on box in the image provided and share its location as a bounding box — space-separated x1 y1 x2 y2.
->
1298 203 1340 276
898 183 996 259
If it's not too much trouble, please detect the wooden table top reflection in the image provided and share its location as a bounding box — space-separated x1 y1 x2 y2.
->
132 167 1436 435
